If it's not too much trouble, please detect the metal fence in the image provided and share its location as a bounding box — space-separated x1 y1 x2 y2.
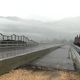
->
0 33 38 48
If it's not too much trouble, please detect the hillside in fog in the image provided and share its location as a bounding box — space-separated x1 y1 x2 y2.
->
0 16 80 41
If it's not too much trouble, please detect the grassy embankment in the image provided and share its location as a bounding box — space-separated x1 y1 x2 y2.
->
0 67 80 80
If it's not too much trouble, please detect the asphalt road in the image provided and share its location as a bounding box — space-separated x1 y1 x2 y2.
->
0 44 61 59
31 45 74 70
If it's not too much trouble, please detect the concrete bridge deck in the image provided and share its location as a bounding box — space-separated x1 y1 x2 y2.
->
30 45 74 70
0 44 62 59
0 44 80 75
0 43 62 75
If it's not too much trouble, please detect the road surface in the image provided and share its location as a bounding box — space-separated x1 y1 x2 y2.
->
0 44 61 59
31 45 74 70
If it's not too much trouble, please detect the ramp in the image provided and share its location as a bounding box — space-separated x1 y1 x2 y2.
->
30 45 74 70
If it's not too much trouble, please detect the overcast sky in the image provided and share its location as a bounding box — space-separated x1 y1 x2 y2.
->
0 0 80 41
0 0 80 21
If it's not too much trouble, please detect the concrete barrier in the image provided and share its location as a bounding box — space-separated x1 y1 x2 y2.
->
72 45 80 55
0 45 61 75
71 48 80 70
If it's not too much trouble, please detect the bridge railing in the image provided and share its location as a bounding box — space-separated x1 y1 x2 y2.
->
0 33 38 48
71 46 80 70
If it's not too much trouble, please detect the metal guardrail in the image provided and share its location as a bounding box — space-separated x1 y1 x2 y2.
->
71 47 80 70
73 45 80 55
0 33 29 42
0 33 39 47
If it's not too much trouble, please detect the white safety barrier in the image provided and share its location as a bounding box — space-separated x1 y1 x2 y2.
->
71 47 80 70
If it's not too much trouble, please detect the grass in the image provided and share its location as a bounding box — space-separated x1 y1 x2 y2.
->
0 68 80 80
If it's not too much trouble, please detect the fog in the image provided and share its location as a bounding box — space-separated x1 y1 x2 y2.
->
0 0 80 42
0 16 79 42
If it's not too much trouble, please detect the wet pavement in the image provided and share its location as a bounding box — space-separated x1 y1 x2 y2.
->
0 44 61 59
31 45 74 70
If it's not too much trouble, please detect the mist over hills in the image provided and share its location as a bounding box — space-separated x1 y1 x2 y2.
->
0 16 79 42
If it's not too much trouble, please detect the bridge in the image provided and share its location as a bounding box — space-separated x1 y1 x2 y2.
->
0 33 80 75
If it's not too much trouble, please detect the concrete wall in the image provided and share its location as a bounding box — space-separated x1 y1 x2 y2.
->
0 45 61 75
70 47 80 70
